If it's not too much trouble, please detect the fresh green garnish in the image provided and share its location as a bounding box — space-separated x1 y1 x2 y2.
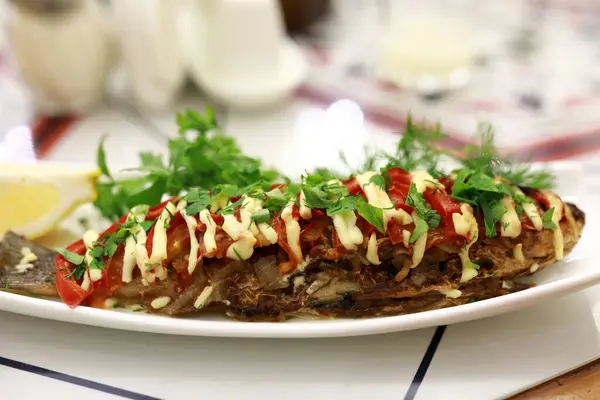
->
356 196 385 233
183 189 211 216
56 248 85 265
409 217 428 243
232 247 243 261
369 174 386 190
300 178 357 217
326 196 357 216
88 106 558 255
460 128 554 190
93 107 280 220
216 197 245 216
262 191 289 212
542 208 558 230
405 183 441 228
384 115 445 175
250 209 271 224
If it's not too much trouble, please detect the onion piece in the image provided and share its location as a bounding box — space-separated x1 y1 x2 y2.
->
253 255 289 290
392 255 411 282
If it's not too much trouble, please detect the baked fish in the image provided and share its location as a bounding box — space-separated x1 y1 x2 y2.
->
0 167 585 321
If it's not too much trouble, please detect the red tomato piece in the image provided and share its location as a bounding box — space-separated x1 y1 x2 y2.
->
386 167 411 186
343 177 363 196
387 219 404 245
424 189 461 220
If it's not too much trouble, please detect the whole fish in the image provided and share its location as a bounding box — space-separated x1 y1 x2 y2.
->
0 167 586 321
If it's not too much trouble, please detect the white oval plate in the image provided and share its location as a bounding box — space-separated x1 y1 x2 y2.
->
0 163 598 338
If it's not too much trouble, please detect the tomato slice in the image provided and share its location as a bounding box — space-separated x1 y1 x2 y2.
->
356 215 375 238
387 219 404 245
387 183 413 214
386 167 411 186
523 188 550 210
55 238 89 308
300 215 330 245
343 177 363 196
55 198 177 308
424 189 461 220
439 177 454 192
273 216 298 265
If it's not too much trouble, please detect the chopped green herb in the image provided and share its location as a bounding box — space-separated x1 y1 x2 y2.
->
356 196 385 233
542 208 558 230
301 184 329 209
250 209 271 224
56 248 85 265
217 197 245 216
480 196 505 237
409 217 429 243
145 262 161 271
405 183 441 228
93 107 280 220
369 174 386 190
139 220 155 232
232 247 243 261
501 221 510 231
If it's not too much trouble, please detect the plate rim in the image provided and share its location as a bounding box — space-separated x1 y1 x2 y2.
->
0 161 596 338
0 260 598 338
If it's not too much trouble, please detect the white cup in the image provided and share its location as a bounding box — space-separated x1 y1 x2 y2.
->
190 0 306 109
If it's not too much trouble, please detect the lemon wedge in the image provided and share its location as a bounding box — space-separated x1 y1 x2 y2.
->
0 163 100 240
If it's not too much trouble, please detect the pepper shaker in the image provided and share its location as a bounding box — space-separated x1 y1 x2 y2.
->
8 0 115 115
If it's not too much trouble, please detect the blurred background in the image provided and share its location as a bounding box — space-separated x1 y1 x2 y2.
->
1 0 600 176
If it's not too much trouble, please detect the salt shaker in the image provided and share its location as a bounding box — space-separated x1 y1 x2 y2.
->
8 0 115 115
110 0 186 111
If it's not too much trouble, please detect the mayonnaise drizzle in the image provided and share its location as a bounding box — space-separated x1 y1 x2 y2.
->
453 204 480 283
122 210 147 283
500 196 522 238
147 202 175 282
545 192 565 260
281 200 303 262
299 190 312 220
80 229 99 291
410 170 440 193
199 209 217 256
366 233 381 265
332 211 364 250
176 200 200 274
513 187 543 230
409 212 428 268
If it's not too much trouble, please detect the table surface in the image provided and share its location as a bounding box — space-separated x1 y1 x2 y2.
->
0 92 597 400
4 1 600 397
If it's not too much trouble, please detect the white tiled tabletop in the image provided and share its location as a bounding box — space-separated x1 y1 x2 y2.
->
1 94 599 400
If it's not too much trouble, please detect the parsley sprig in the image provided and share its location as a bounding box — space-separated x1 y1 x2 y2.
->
94 108 280 220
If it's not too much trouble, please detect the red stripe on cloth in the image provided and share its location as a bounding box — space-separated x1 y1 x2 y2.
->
295 84 600 161
31 115 78 158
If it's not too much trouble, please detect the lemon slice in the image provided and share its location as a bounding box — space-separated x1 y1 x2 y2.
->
0 162 100 240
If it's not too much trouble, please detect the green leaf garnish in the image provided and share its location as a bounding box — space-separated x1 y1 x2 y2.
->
356 196 385 233
97 136 112 180
57 248 85 265
369 174 386 190
409 217 428 243
250 209 271 224
405 183 441 228
479 195 505 237
542 207 558 230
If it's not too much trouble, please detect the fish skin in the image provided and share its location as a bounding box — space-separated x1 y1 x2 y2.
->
0 231 58 297
0 201 587 321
